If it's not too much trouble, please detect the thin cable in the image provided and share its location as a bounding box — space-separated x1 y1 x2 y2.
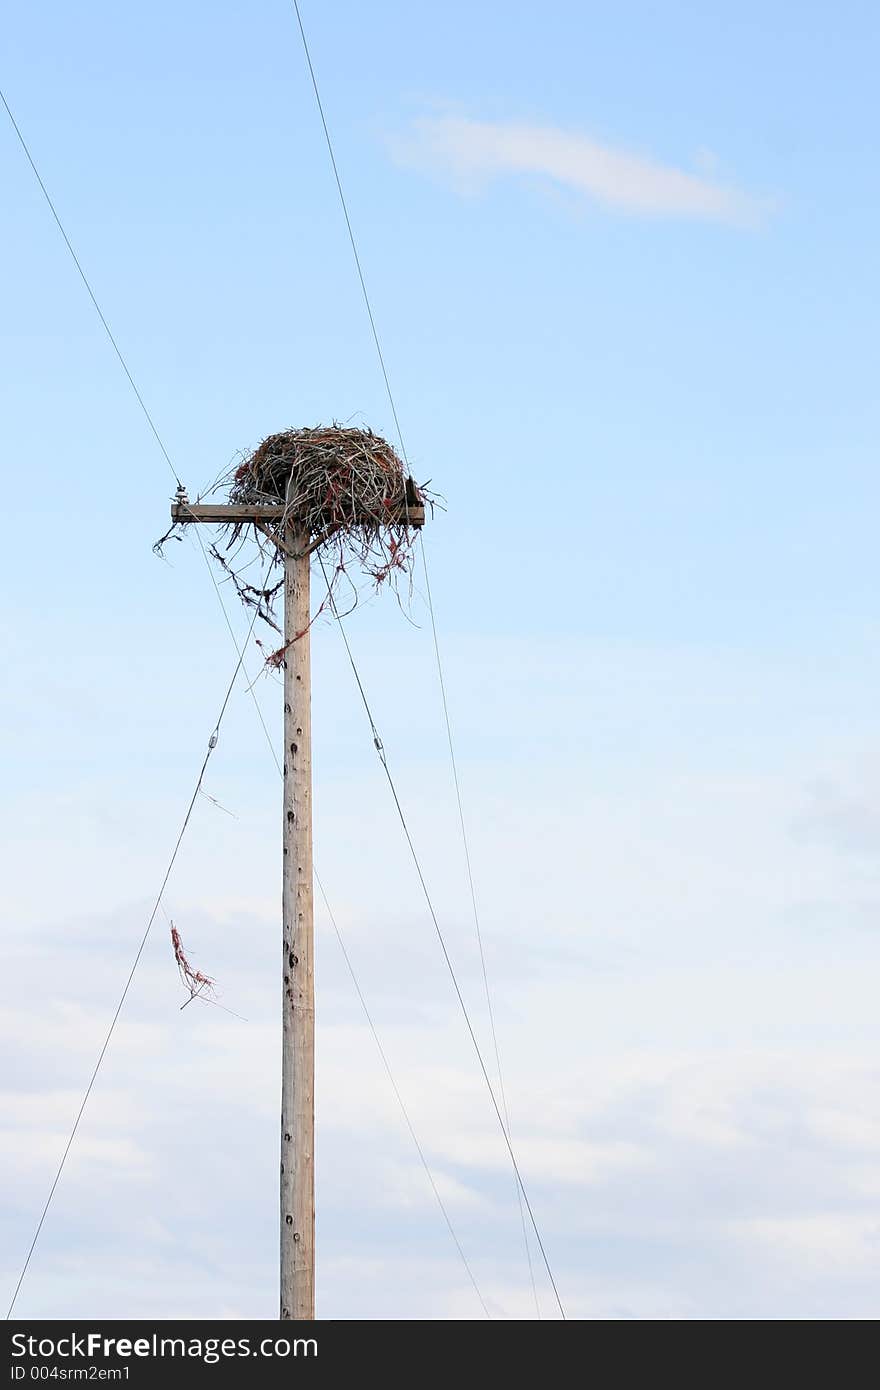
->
315 877 490 1319
231 656 493 1316
5 628 253 1320
0 85 260 674
0 78 283 740
3 74 494 1320
0 87 180 486
420 539 540 1316
286 8 544 1313
318 557 566 1319
289 2 409 465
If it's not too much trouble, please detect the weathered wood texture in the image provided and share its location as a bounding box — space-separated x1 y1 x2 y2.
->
171 502 425 527
280 523 315 1321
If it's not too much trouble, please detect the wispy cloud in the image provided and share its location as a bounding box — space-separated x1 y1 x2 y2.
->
393 115 765 225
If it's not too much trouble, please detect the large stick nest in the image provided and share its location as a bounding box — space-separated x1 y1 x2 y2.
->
231 425 422 530
158 424 434 651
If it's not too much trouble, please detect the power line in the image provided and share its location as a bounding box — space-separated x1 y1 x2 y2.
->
5 628 253 1320
226 647 493 1316
317 556 566 1319
0 84 260 685
232 654 497 1317
315 878 491 1319
420 540 540 1316
288 3 552 1316
0 87 180 487
289 1 408 467
2 69 498 1319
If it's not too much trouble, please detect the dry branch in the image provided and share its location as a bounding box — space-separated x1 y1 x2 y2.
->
160 423 435 652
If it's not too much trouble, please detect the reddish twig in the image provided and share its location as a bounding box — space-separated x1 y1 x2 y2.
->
170 923 215 998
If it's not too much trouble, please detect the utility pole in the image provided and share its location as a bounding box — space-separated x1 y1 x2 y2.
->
171 486 424 1320
280 518 314 1319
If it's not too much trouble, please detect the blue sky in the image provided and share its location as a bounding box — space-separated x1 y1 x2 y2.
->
2 0 880 1318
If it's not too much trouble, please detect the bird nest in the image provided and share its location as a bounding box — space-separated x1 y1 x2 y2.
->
231 425 422 531
157 424 433 651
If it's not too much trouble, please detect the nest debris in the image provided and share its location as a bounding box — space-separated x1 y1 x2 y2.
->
227 424 426 586
158 424 434 654
170 923 215 999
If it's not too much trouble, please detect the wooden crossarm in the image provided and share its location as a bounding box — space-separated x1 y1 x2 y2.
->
171 502 425 527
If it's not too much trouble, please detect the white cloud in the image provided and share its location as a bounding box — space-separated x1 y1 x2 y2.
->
393 115 765 225
732 1215 880 1275
5 636 880 1319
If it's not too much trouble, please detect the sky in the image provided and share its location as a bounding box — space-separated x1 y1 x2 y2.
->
2 0 880 1320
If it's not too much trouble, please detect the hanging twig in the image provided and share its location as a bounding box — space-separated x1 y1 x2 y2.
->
158 425 439 648
208 544 284 633
170 922 215 998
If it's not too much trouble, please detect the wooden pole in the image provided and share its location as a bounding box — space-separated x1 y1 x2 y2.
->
280 521 315 1320
169 485 425 1320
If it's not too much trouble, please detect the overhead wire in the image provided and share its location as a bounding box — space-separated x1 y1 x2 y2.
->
290 2 560 1316
0 87 181 487
317 557 567 1320
5 615 255 1320
315 877 492 1319
420 546 540 1315
240 653 494 1319
0 84 261 672
0 82 489 1318
289 0 407 461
